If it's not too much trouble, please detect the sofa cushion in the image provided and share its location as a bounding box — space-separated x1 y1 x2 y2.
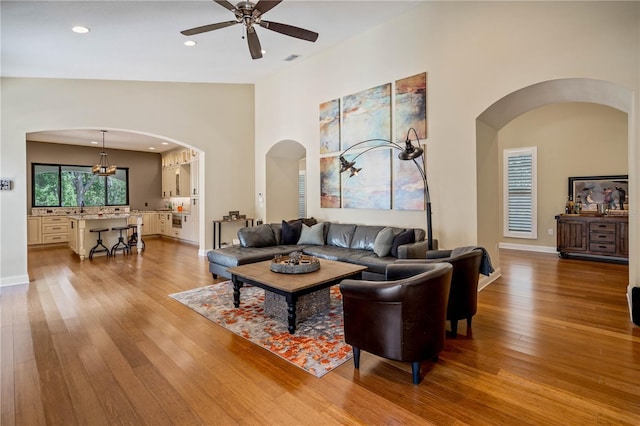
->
297 222 325 245
281 219 302 245
391 229 415 257
373 227 396 257
238 224 277 248
350 225 384 250
327 223 356 248
207 245 305 268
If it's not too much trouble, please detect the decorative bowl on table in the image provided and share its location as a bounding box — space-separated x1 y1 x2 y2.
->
270 252 320 274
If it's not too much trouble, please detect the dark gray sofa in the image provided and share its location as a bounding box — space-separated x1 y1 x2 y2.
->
207 220 434 280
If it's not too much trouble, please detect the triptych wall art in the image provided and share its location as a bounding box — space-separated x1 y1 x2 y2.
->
319 72 427 210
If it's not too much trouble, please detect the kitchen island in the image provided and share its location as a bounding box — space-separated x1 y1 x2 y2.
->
68 214 143 260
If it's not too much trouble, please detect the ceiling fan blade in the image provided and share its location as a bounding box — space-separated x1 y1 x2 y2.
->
246 26 263 59
259 21 318 42
181 21 238 36
214 0 237 12
254 0 282 15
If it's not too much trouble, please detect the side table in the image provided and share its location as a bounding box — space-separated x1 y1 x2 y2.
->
212 218 254 249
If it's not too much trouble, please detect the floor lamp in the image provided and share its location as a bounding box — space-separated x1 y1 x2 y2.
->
338 128 434 250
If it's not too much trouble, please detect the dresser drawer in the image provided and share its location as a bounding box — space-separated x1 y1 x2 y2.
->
589 231 615 243
589 222 615 233
589 242 616 253
42 233 69 243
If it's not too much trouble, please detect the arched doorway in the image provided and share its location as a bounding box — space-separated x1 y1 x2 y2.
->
265 140 307 223
476 78 637 320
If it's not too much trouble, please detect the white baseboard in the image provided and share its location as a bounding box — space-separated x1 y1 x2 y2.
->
498 242 557 254
0 274 30 288
479 266 502 291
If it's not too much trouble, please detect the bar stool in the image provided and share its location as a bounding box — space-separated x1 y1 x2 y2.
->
127 223 145 251
89 228 111 260
110 226 131 256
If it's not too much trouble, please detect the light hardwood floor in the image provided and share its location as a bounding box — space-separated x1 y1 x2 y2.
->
2 239 639 425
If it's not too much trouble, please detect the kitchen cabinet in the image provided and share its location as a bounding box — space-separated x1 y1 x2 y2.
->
128 212 157 235
556 214 628 261
41 216 69 244
190 156 199 197
27 216 42 245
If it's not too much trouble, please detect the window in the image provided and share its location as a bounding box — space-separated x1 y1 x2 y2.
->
298 170 306 218
503 147 537 239
33 163 129 207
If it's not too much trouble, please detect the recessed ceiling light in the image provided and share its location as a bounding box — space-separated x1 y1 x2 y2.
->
161 142 169 145
90 141 99 145
72 26 90 34
184 40 197 47
261 49 267 55
148 147 156 150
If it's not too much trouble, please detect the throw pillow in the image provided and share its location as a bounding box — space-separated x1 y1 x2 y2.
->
390 229 415 257
373 227 396 257
281 219 302 245
297 222 325 245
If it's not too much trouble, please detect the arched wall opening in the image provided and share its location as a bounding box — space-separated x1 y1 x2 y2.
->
476 78 637 321
265 140 306 224
25 127 207 256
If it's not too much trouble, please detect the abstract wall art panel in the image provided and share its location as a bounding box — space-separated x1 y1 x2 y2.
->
341 83 391 150
394 72 427 210
393 147 426 210
320 156 341 208
319 99 340 154
342 148 391 209
395 72 427 141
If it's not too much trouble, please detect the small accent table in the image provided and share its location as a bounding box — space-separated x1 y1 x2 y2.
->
212 218 254 249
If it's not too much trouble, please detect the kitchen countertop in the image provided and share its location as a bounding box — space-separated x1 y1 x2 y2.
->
68 213 138 220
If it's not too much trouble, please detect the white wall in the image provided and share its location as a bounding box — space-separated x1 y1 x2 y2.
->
254 2 639 289
1 78 254 286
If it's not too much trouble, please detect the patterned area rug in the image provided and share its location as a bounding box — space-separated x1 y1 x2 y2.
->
169 281 353 378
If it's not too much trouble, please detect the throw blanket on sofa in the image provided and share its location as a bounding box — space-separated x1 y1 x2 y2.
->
450 246 495 276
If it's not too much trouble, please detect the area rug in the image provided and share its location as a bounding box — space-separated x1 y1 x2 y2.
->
169 281 353 378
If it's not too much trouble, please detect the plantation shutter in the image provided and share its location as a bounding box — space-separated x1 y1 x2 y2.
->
298 171 306 218
503 148 537 239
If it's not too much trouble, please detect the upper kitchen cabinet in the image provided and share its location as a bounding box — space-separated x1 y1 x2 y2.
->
162 148 198 198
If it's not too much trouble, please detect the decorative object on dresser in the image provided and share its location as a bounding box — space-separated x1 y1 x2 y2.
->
568 175 628 212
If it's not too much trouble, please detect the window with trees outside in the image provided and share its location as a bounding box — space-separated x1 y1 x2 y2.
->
32 163 129 207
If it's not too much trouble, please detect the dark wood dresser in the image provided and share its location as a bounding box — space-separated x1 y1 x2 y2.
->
555 214 628 262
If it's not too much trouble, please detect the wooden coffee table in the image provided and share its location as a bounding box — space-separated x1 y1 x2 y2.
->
227 259 366 334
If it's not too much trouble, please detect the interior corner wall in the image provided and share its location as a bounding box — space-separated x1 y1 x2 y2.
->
476 120 500 267
1 77 254 286
254 1 638 261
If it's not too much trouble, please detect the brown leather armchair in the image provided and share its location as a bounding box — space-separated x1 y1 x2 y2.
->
422 247 485 337
339 262 452 384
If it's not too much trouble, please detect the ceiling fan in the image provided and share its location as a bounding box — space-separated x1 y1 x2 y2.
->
181 0 319 60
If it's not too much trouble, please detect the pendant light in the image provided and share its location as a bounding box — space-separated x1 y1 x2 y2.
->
92 130 117 176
